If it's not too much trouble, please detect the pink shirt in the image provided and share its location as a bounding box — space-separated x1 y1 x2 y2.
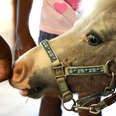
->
39 0 80 35
65 0 81 10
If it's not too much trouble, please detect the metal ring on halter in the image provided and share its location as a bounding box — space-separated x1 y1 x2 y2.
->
104 72 115 93
89 104 101 115
62 98 78 112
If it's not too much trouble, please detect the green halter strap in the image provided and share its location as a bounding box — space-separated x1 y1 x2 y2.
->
41 39 73 102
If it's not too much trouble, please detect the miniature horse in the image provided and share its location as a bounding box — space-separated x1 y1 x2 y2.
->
0 0 100 116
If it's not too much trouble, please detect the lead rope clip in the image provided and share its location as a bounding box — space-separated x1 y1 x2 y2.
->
62 98 79 112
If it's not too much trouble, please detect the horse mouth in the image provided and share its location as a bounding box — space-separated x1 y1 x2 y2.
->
21 86 45 98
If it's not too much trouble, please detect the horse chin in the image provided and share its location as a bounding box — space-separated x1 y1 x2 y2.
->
21 86 45 99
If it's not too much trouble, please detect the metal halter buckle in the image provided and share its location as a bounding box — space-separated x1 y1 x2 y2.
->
62 98 78 112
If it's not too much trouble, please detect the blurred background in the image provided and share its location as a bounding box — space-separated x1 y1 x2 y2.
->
0 0 116 116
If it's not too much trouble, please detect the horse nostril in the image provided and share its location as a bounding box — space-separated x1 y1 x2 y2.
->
12 62 26 83
15 69 23 75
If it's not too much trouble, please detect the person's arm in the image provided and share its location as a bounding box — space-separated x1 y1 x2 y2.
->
39 96 62 116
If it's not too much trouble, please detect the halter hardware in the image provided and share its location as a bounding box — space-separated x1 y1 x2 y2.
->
41 40 116 114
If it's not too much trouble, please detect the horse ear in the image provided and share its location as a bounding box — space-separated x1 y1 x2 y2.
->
0 35 12 82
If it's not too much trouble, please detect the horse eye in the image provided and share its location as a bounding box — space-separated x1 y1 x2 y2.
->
87 30 103 46
88 35 102 46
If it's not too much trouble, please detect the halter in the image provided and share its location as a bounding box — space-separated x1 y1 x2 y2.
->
41 39 116 114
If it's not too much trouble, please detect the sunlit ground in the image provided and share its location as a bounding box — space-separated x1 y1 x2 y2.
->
0 0 116 116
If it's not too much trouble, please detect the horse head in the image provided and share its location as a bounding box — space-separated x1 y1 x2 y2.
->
10 0 116 104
